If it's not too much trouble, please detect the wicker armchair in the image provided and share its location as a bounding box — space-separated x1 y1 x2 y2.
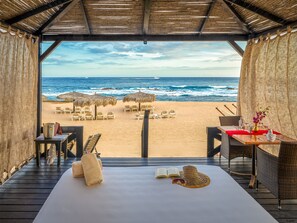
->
256 141 297 209
219 116 253 170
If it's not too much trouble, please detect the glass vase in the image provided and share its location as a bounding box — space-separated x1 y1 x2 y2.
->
253 123 259 132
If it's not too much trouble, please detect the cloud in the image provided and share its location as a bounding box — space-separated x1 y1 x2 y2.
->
42 41 246 77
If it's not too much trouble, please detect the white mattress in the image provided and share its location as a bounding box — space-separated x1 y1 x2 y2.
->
34 166 277 223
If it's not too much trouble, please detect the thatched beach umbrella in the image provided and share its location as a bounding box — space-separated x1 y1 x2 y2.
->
123 91 156 110
74 94 117 117
57 91 89 101
57 92 89 111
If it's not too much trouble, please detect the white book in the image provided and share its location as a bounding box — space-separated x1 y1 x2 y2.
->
155 167 180 178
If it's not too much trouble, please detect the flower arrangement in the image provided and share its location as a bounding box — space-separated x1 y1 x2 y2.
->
252 107 270 131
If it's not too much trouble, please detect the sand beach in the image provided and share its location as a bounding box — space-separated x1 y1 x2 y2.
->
42 101 236 157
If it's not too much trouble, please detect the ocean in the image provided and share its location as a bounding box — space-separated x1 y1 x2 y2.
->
42 77 239 102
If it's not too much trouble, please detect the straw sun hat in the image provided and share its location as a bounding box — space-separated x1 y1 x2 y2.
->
172 165 210 189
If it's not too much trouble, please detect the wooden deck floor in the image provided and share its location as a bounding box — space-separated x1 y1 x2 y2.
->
1 157 297 223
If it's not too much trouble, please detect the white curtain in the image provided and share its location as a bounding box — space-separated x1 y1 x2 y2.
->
0 27 38 182
238 29 297 139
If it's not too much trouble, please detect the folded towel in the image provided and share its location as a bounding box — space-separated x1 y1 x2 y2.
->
72 159 103 178
81 153 103 186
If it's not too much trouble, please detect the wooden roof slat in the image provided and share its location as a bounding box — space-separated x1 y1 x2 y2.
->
143 0 152 34
198 0 217 34
34 2 72 35
80 0 92 34
40 0 82 34
5 0 71 25
225 0 288 25
220 0 252 33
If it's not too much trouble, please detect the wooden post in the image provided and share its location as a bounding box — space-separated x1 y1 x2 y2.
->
206 127 221 157
141 110 150 158
37 37 42 136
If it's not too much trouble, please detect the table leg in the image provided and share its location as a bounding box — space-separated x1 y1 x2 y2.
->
57 143 61 167
63 139 68 160
35 143 40 167
44 143 48 161
249 145 256 188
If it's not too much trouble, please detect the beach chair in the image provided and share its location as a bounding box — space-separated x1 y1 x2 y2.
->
64 107 72 114
161 111 168 118
83 106 91 113
140 105 147 111
124 105 131 112
74 106 82 113
85 112 94 120
135 112 144 120
147 105 154 112
84 134 102 158
219 116 252 170
55 107 64 114
107 112 115 119
96 112 104 120
131 105 138 112
168 110 176 118
71 113 81 121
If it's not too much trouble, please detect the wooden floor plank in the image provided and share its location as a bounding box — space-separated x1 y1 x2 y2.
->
1 157 297 223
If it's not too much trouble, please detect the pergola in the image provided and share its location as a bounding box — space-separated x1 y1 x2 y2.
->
1 1 297 222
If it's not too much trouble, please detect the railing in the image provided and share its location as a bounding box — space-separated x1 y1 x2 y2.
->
141 110 150 158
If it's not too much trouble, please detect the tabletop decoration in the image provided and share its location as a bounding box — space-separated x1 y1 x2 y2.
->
253 107 270 132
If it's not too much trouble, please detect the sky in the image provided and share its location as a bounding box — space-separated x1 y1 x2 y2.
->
42 41 246 77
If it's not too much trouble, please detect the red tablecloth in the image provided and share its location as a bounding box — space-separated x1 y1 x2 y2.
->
225 129 280 136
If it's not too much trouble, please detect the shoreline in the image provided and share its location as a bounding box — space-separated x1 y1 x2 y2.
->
42 101 236 157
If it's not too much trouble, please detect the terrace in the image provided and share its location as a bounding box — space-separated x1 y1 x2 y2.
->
0 0 297 222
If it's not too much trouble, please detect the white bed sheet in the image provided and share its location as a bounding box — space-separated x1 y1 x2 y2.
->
34 165 277 223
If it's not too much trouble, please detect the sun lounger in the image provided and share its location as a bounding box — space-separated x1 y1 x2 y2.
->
64 107 72 114
147 105 154 112
74 107 82 113
55 106 64 114
71 113 81 121
131 105 138 112
161 111 168 118
85 112 94 120
168 110 176 118
123 105 131 112
149 113 158 119
96 112 104 120
135 112 144 120
83 106 91 113
140 105 147 111
107 112 115 119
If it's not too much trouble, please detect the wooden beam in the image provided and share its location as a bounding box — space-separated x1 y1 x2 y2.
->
227 40 244 57
5 0 71 25
225 0 288 25
40 40 62 62
80 0 91 34
36 0 80 34
221 0 252 33
143 0 152 35
198 0 217 34
253 20 297 38
42 34 249 42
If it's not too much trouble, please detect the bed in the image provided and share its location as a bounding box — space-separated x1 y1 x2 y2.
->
34 165 277 223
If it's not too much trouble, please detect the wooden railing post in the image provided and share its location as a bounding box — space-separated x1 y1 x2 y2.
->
206 127 221 157
141 110 150 158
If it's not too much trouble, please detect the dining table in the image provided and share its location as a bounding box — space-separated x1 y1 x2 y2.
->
217 126 293 188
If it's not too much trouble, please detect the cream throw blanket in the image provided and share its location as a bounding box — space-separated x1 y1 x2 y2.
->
81 154 103 186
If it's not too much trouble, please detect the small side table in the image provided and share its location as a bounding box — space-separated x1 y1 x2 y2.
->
35 134 69 167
